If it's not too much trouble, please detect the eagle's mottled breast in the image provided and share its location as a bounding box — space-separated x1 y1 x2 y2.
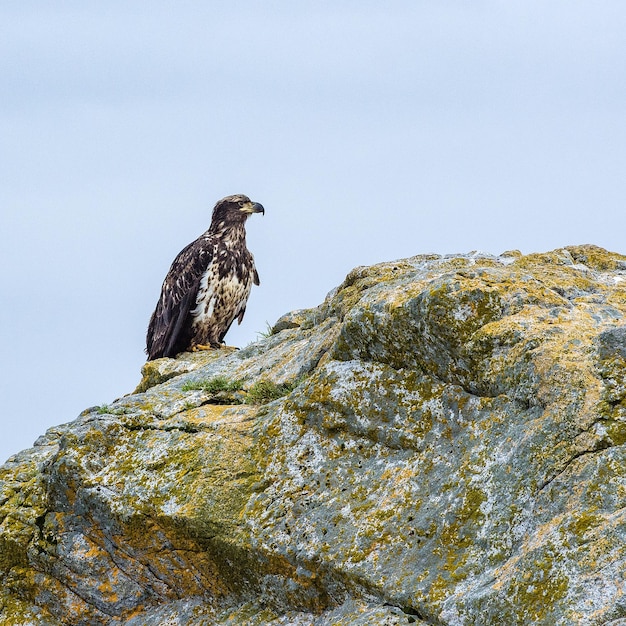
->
190 235 258 346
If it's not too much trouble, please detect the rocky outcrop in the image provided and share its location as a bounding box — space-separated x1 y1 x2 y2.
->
2 245 626 625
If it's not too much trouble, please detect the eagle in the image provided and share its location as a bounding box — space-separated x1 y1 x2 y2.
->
146 194 264 360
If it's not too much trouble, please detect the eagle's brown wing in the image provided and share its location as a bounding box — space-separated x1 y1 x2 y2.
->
146 237 213 360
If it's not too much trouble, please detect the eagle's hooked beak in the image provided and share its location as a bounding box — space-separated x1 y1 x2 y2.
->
241 201 265 216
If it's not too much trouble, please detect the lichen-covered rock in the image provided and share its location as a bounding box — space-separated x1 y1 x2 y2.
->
2 245 626 625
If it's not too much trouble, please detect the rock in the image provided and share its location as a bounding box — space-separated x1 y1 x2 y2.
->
133 347 239 393
2 244 626 625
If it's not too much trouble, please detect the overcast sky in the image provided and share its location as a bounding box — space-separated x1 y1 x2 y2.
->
1 1 625 463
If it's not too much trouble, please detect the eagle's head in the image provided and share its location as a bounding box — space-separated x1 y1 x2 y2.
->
211 194 265 227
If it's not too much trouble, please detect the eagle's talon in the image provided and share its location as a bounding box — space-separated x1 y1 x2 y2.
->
191 344 215 352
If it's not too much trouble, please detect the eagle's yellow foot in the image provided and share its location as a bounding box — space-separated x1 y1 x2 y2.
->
191 344 216 352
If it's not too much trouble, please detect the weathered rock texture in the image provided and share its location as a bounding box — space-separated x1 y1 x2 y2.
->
2 245 626 625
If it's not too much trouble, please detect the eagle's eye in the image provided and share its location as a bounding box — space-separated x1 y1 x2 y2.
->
238 200 245 207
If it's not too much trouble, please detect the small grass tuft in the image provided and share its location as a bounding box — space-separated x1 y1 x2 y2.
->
182 375 306 406
245 378 302 405
182 376 244 394
256 321 275 340
95 404 133 416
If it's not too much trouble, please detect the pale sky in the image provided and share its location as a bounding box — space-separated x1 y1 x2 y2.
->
1 1 626 463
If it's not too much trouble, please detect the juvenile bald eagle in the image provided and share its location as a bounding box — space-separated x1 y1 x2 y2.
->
146 194 264 360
